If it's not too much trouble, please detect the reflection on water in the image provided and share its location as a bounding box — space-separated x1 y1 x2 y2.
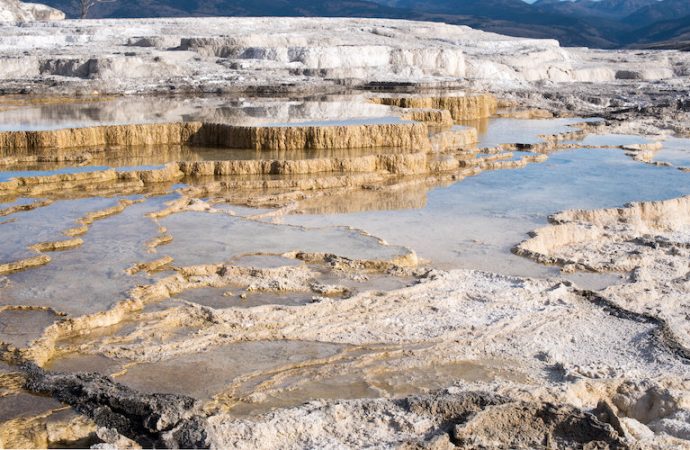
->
464 117 600 148
0 196 124 263
227 358 527 417
459 117 490 136
263 116 412 127
294 178 432 214
117 340 346 400
284 147 690 284
2 116 685 311
0 95 399 131
1 196 174 315
159 212 414 267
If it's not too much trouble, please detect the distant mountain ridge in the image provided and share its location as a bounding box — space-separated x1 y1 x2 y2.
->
38 0 690 50
533 0 661 19
624 0 690 26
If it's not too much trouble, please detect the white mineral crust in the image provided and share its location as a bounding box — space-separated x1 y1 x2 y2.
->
0 17 688 93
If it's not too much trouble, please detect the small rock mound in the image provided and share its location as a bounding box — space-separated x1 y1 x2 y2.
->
452 401 626 449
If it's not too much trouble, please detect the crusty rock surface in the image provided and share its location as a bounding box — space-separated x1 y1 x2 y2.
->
18 364 631 450
515 195 690 352
203 390 627 450
23 363 209 448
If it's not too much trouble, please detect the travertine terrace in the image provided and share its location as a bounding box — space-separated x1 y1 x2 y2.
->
0 17 689 97
0 11 689 450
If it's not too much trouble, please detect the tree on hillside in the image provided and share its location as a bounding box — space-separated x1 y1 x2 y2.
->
76 0 116 18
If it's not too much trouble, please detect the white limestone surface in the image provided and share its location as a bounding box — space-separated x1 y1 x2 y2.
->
0 17 688 94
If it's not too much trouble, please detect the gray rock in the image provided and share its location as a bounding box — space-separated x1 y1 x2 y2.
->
23 363 209 448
